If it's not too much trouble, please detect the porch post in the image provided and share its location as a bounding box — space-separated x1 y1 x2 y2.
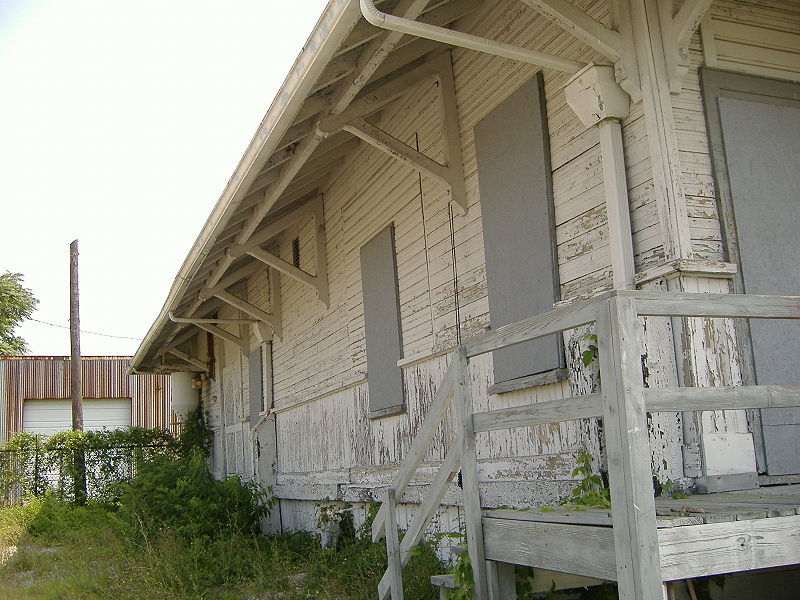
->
596 295 663 599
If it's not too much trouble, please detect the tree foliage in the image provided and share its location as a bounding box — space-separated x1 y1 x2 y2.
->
0 271 38 355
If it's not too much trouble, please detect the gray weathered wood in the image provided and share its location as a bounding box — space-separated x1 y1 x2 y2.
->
311 197 329 307
630 291 800 319
597 297 663 599
384 488 404 600
455 349 488 599
464 294 600 359
482 518 617 580
645 385 800 412
472 393 603 433
657 515 800 580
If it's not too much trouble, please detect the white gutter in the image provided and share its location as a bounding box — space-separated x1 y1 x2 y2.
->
360 0 584 73
130 0 363 374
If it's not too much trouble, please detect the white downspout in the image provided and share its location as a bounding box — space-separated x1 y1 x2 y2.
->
360 0 584 74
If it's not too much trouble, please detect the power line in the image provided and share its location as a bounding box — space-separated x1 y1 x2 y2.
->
29 318 142 341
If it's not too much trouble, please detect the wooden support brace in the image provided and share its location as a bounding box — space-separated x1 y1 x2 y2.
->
166 348 208 372
519 0 625 61
311 196 329 307
195 322 248 351
212 289 275 327
343 117 451 186
384 488 405 600
248 247 320 294
661 0 713 93
269 266 283 340
436 51 468 215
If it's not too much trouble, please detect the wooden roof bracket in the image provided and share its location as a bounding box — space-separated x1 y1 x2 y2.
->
338 52 469 214
659 0 714 93
166 348 209 372
233 195 329 308
168 312 253 351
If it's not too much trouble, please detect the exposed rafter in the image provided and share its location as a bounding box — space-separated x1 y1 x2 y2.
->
210 290 275 327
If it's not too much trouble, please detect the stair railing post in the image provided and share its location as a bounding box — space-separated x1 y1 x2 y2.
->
384 487 405 600
454 347 489 599
596 295 663 599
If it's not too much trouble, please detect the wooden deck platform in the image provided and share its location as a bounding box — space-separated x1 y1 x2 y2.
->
482 485 800 584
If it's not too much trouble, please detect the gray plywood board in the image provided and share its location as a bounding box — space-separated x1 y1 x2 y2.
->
360 225 405 416
717 94 800 474
474 74 561 383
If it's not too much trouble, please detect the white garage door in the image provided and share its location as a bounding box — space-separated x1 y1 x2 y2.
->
23 399 131 436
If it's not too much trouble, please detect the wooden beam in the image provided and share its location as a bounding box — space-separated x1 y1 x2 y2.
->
329 0 434 114
437 51 468 214
269 266 282 340
230 201 315 259
661 0 713 92
195 322 248 351
209 260 263 295
318 53 446 134
519 0 624 61
472 393 603 432
629 291 800 319
671 0 713 48
247 246 319 290
645 385 800 412
454 349 488 600
212 289 275 327
312 196 329 307
166 348 208 372
464 294 600 358
483 518 617 581
383 488 405 600
597 296 663 599
343 117 451 185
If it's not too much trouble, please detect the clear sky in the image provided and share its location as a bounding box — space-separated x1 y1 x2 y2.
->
1 0 331 356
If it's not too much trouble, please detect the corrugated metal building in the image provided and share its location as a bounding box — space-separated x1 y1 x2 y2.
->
0 356 174 440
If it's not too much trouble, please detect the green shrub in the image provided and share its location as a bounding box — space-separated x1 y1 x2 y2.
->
119 452 272 541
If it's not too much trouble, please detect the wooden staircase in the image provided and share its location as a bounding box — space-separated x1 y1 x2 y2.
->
372 291 800 600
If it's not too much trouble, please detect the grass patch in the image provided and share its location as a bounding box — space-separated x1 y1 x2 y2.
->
0 497 444 600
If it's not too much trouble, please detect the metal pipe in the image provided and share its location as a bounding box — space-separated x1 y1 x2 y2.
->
168 312 257 324
360 0 584 73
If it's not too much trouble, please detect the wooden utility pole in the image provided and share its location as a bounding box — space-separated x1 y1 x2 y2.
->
70 239 84 431
69 239 86 504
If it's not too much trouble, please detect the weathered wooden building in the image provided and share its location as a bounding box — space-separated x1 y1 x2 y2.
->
0 356 173 439
132 0 800 597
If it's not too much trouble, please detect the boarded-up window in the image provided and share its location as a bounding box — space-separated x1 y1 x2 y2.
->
474 73 561 384
360 225 404 417
248 346 263 425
